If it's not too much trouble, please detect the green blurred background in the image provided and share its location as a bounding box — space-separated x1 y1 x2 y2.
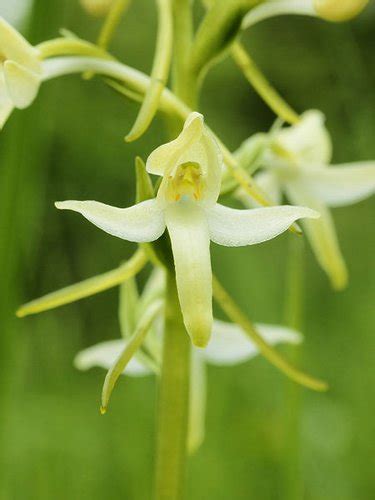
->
0 1 374 499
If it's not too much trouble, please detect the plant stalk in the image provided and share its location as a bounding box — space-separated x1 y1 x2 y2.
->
154 271 191 500
282 236 305 500
155 4 196 497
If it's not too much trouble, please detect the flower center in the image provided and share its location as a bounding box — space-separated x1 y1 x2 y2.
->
166 161 203 202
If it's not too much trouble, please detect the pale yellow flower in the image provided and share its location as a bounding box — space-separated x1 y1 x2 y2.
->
0 16 42 128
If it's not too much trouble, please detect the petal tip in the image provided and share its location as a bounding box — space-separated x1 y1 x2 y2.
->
187 321 212 349
308 208 321 219
55 201 77 210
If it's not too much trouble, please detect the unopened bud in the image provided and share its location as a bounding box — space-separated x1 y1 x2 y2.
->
313 0 369 22
80 0 114 17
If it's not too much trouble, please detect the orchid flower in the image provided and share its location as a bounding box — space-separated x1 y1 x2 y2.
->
56 112 318 347
242 0 369 29
0 16 42 128
75 269 302 453
235 110 375 290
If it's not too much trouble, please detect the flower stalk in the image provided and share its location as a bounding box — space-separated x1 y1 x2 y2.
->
282 235 305 500
154 270 191 500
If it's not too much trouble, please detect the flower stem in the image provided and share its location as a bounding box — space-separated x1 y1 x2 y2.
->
231 42 300 124
154 4 196 497
154 271 191 500
171 0 196 109
282 236 305 500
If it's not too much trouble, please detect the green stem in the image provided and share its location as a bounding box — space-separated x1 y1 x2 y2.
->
154 271 191 500
231 42 299 124
154 4 196 497
282 236 305 500
172 0 196 108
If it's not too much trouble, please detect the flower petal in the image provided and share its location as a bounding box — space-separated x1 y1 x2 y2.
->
74 339 152 377
3 60 41 108
0 70 14 128
0 16 41 73
207 203 318 247
165 201 212 347
188 352 207 455
146 112 204 176
301 162 375 207
242 0 316 29
274 110 332 165
286 180 347 289
55 198 166 243
203 319 302 366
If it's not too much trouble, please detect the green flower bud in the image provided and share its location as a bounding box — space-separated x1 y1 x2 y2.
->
313 0 369 21
80 0 114 17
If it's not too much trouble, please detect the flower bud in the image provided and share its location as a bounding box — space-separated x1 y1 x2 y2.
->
80 0 114 17
313 0 369 22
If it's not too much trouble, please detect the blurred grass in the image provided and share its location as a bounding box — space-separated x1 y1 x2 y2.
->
0 0 374 499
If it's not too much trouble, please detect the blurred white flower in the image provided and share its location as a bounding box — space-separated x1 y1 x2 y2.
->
56 112 318 347
242 0 369 29
0 0 32 28
236 110 375 289
0 16 42 128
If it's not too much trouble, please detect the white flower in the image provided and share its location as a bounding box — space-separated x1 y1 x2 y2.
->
56 112 318 347
75 269 302 453
242 0 369 29
0 16 42 128
236 110 375 289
